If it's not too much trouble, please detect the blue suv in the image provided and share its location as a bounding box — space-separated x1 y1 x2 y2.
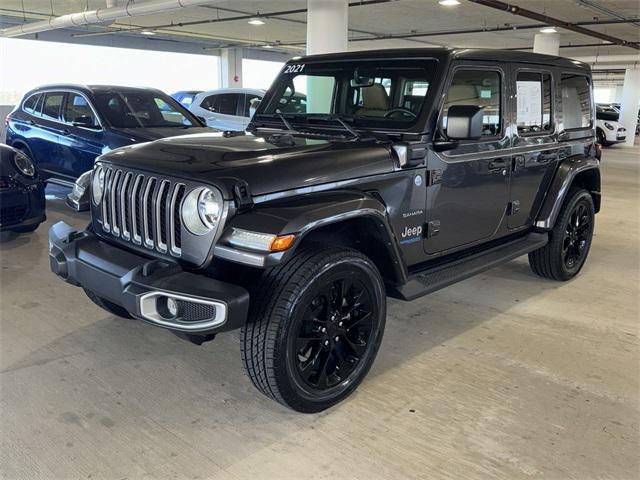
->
5 85 212 187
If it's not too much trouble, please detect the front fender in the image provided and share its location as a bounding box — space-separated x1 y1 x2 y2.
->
535 155 600 230
213 190 403 274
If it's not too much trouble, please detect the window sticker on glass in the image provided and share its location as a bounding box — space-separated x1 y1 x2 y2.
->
517 80 542 127
284 64 305 74
480 89 492 99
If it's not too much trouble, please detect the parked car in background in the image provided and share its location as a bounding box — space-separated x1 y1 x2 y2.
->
0 144 45 234
189 88 265 131
595 105 626 146
171 90 203 108
5 85 213 210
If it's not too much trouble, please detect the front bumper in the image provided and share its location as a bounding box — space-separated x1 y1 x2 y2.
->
48 222 250 334
0 182 46 231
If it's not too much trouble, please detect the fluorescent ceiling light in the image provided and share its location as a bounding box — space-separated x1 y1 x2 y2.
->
248 18 265 25
539 27 557 33
140 30 155 35
438 0 461 6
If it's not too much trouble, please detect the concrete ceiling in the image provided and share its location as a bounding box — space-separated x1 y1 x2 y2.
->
1 0 638 64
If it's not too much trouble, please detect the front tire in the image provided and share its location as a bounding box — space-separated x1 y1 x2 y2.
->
529 187 595 281
241 246 386 413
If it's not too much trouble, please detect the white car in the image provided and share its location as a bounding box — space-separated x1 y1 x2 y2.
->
189 88 264 131
596 117 626 147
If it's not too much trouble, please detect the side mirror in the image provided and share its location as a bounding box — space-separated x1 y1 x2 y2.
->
72 115 99 129
446 105 484 140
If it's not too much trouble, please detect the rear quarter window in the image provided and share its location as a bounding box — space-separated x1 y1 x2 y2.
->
561 74 592 130
23 94 41 115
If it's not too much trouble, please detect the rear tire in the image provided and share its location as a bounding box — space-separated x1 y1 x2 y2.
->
83 288 133 319
529 187 595 281
241 246 386 413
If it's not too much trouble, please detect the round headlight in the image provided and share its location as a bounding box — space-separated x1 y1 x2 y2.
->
92 167 105 205
182 186 223 235
14 151 35 177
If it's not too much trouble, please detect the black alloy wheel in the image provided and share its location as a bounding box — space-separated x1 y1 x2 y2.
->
241 246 386 413
291 275 375 392
562 202 592 270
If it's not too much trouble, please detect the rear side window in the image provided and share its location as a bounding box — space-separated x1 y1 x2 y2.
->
441 69 502 137
41 92 65 121
516 72 553 135
243 93 262 117
23 94 40 115
561 74 592 129
200 95 219 112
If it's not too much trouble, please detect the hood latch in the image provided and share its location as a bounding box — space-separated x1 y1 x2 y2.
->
233 181 254 211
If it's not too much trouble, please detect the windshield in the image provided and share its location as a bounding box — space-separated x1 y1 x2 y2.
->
259 59 437 130
94 92 196 128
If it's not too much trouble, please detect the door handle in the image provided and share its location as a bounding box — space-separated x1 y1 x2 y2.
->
27 120 36 126
61 129 71 136
488 158 508 171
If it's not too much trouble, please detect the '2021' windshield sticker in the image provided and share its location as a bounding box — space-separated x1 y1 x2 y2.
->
284 64 305 74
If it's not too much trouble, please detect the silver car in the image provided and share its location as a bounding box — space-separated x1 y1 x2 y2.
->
189 88 264 131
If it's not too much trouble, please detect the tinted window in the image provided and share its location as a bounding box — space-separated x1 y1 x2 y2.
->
516 72 553 135
23 94 40 115
218 93 241 115
63 94 98 126
93 92 195 128
244 93 262 117
200 95 219 112
561 74 592 129
41 92 64 121
441 70 501 137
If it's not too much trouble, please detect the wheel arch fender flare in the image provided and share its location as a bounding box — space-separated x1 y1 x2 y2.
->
535 155 601 230
214 190 407 284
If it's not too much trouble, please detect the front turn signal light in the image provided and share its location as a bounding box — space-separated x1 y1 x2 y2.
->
270 234 295 252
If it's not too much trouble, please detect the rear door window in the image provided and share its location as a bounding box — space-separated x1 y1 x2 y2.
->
243 93 262 117
218 94 241 115
561 74 592 130
516 71 553 135
41 92 65 121
441 69 502 137
23 94 41 115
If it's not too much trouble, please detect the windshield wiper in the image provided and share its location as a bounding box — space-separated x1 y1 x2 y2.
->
276 112 295 132
320 115 360 140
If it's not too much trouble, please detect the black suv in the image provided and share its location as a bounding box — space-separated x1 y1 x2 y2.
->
49 49 601 413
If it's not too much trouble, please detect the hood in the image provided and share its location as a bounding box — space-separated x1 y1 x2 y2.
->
98 131 394 197
111 126 214 143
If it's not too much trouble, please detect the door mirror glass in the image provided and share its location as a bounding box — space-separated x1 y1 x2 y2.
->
446 105 484 140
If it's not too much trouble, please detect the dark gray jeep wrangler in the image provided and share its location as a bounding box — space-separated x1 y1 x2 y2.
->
49 49 601 412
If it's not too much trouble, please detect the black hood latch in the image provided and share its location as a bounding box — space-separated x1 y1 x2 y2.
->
233 180 254 211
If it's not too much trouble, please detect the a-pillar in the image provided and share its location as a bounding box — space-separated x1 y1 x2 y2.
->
619 67 640 147
533 33 560 56
219 48 243 88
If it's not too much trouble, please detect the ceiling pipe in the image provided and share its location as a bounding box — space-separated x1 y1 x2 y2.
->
0 0 226 38
466 0 640 51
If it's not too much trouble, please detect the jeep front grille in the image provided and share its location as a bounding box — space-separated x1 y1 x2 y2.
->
100 167 185 257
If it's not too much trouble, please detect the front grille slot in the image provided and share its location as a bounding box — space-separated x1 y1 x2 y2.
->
99 168 186 258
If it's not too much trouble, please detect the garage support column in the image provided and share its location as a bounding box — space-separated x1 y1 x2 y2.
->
305 0 348 113
619 67 640 147
219 48 243 88
306 0 348 55
533 33 560 56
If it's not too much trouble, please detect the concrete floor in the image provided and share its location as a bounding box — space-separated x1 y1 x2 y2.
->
1 145 638 480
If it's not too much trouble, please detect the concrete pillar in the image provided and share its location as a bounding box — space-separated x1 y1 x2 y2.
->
533 33 560 56
305 0 348 113
306 0 348 55
219 48 243 88
619 67 640 147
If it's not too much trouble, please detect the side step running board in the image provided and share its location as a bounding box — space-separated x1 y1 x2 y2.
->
390 232 549 301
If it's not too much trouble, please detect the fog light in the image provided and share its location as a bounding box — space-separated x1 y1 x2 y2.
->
157 296 181 320
167 297 179 317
